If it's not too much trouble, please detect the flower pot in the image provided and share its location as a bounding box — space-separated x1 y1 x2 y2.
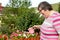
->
11 37 19 40
36 36 40 40
24 38 28 40
19 38 24 40
11 38 15 40
3 35 8 40
30 37 34 40
27 38 31 40
34 37 37 40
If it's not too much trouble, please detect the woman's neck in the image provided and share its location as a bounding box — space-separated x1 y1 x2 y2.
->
49 10 57 16
46 10 55 18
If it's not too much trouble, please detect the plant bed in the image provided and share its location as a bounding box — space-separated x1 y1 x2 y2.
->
0 34 8 40
10 32 40 40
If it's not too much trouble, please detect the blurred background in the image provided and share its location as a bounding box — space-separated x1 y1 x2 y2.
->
0 0 60 35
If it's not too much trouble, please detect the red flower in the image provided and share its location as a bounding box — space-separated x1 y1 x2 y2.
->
0 35 2 38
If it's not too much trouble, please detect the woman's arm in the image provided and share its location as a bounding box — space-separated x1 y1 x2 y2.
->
28 25 41 30
58 34 60 40
33 25 41 29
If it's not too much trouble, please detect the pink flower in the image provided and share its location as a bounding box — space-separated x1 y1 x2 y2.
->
13 33 18 37
10 34 14 38
10 32 18 38
28 27 34 34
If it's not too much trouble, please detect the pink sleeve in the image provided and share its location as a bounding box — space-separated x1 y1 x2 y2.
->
53 16 60 34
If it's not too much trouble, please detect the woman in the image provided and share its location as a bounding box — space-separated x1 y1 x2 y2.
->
32 1 60 40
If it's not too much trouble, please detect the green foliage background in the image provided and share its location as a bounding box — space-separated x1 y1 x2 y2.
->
1 0 44 35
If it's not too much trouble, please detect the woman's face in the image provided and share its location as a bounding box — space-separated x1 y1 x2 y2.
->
39 8 49 18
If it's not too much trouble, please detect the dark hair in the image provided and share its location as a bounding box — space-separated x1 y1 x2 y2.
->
38 1 53 11
34 28 40 35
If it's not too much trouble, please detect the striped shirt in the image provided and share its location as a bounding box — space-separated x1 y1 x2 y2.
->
40 12 60 40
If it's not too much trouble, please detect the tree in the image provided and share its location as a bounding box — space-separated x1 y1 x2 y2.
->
9 0 31 8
